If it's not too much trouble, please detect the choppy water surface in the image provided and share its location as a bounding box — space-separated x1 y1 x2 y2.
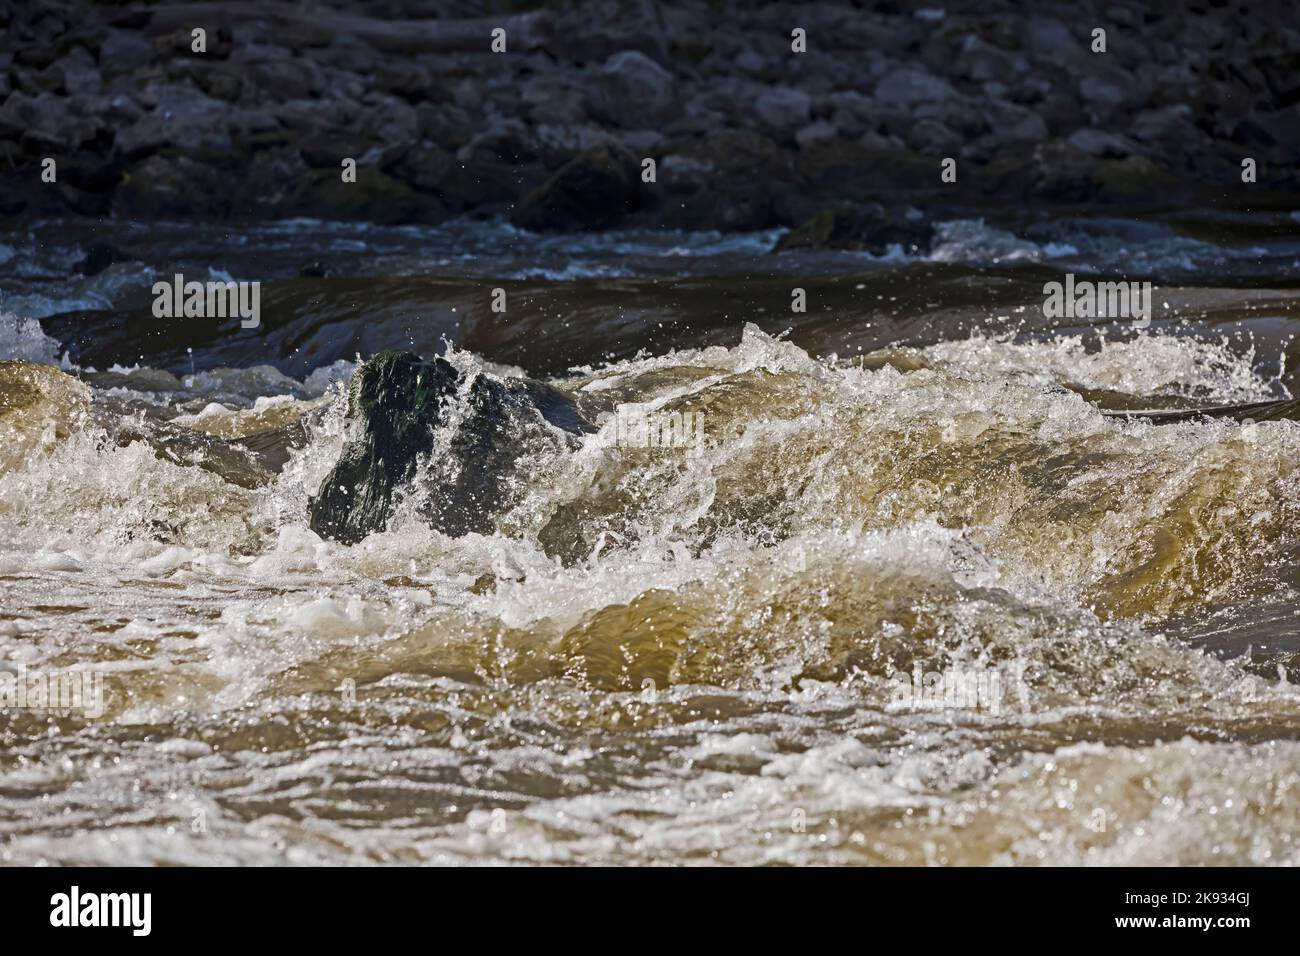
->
1 213 1299 865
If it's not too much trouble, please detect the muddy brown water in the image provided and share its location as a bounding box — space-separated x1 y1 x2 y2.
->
1 211 1298 864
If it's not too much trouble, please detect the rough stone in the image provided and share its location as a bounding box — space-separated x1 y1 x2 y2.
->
755 87 812 132
874 67 959 108
775 205 933 255
511 143 643 231
114 86 237 157
585 50 680 128
97 29 156 73
309 351 592 544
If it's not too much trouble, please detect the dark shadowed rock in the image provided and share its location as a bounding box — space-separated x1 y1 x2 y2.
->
97 28 156 73
795 140 934 204
74 242 134 275
775 205 933 255
296 259 333 277
279 166 446 224
511 143 642 231
666 179 774 231
677 128 791 182
309 351 594 545
112 154 231 219
37 48 101 96
1030 139 1101 202
654 128 790 230
0 90 89 150
1094 155 1169 202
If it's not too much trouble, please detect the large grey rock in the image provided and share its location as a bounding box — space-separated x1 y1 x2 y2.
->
98 29 156 73
952 36 1026 84
795 120 838 150
904 117 961 153
586 50 680 128
1079 74 1133 120
114 85 236 156
0 90 92 149
755 86 812 131
356 96 419 146
1019 17 1081 60
1068 128 1137 158
982 99 1050 145
532 123 616 168
36 48 101 96
874 67 959 107
1130 105 1196 142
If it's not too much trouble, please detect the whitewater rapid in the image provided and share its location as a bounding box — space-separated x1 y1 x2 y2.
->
1 318 1298 864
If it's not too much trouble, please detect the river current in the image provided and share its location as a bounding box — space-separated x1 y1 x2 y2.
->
1 211 1298 864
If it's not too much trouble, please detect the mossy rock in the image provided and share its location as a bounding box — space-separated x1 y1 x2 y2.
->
309 351 592 544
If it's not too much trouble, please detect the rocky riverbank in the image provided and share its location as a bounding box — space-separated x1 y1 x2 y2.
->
2 0 1298 237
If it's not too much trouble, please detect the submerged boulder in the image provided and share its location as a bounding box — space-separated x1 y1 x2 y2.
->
775 205 933 255
308 351 593 544
1108 398 1300 425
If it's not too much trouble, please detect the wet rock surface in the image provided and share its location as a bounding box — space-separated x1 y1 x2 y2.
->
775 204 933 255
308 350 592 544
1 1 1297 228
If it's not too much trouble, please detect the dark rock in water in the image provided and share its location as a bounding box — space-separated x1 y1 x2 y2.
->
234 417 315 474
667 178 775 232
775 205 932 255
656 129 789 231
112 155 233 220
1245 399 1300 423
278 167 446 225
1109 398 1300 425
511 143 642 232
296 259 333 278
309 351 593 545
90 394 277 492
74 242 133 276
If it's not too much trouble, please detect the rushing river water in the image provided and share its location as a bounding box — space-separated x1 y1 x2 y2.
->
1 211 1299 865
